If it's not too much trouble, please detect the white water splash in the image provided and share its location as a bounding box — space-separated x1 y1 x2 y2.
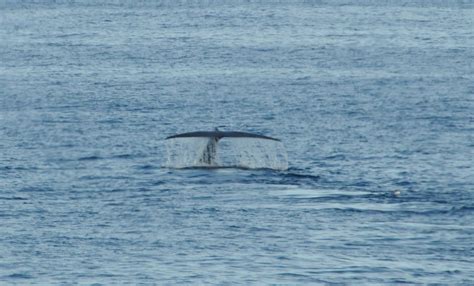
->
164 137 288 170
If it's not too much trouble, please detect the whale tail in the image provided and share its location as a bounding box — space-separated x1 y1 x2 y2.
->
166 129 280 142
165 129 285 169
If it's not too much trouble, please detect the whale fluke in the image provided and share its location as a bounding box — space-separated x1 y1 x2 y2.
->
165 130 280 141
165 129 281 167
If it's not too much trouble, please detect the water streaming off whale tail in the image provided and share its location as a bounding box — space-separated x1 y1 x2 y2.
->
164 137 288 170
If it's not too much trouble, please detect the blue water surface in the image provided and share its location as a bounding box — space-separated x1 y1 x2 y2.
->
1 0 473 284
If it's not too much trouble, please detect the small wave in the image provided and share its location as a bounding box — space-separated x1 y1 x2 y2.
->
282 172 321 181
394 180 414 187
448 205 474 215
78 155 103 161
248 226 272 232
318 206 472 217
279 171 321 186
79 175 132 181
296 76 311 81
55 33 83 38
276 272 321 282
273 189 373 201
0 166 34 171
4 273 33 279
113 154 134 159
136 164 158 170
19 187 54 193
323 154 346 160
348 181 371 187
0 196 28 201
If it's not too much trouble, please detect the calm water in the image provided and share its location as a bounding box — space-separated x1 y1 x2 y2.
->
1 1 473 284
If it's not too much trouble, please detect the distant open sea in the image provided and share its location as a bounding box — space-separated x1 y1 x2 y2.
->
1 0 473 284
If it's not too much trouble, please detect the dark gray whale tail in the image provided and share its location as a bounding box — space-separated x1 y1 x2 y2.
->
165 129 280 166
165 130 280 142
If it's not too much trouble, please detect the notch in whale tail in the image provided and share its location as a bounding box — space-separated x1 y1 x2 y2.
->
165 129 281 166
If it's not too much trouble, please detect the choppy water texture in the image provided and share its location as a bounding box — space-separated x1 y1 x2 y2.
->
1 0 473 284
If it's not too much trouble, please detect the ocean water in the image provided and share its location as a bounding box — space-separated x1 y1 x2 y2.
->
1 0 473 284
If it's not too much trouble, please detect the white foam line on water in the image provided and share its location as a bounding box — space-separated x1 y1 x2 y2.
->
271 188 372 198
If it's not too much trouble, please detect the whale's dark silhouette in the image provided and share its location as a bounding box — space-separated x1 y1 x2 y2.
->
165 129 280 165
166 131 280 141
